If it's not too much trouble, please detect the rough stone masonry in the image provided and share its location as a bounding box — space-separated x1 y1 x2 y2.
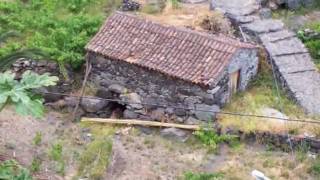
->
85 12 259 124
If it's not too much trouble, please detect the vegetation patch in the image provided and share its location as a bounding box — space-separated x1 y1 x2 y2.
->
298 23 320 68
0 0 120 70
77 123 116 179
0 160 32 180
219 58 317 134
183 171 224 180
48 142 65 175
194 128 237 152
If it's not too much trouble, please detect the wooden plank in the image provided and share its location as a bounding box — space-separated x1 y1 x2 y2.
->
81 118 201 130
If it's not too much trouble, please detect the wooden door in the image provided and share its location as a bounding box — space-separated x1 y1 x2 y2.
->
230 70 240 95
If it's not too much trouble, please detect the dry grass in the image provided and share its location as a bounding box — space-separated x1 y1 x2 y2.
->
218 144 317 180
138 3 233 35
219 56 320 136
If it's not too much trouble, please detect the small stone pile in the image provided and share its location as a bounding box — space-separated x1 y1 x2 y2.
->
121 0 140 11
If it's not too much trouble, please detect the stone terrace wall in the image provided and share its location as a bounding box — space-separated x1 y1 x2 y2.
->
89 53 229 124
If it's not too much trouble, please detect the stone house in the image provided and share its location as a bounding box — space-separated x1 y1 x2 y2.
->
85 12 259 123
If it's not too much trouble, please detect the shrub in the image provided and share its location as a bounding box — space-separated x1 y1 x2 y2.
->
194 128 237 151
0 0 110 69
0 160 32 180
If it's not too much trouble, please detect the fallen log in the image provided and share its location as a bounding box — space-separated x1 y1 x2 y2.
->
81 118 201 130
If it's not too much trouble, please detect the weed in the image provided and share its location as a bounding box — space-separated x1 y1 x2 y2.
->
310 157 320 175
30 157 42 173
296 142 310 162
49 143 63 161
33 132 42 146
183 171 224 180
48 143 65 175
78 137 113 179
143 138 156 149
194 128 237 152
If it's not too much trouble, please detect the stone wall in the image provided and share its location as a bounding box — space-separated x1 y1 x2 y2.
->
88 47 258 123
228 49 259 91
258 0 316 10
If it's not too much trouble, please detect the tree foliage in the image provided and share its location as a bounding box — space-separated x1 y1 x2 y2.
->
0 0 114 69
0 71 59 118
0 30 47 72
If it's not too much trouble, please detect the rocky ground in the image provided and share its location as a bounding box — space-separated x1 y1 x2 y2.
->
1 107 319 179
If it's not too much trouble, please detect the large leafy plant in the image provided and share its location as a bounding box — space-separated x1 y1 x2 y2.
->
0 71 59 118
0 160 32 180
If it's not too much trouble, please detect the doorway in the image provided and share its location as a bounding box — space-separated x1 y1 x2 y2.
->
229 70 240 95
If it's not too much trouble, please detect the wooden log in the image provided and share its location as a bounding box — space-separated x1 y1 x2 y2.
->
81 118 201 130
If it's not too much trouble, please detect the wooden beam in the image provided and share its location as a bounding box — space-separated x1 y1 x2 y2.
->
81 118 201 130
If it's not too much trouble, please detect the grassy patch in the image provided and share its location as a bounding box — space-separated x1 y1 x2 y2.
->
0 160 32 180
194 128 237 152
298 23 320 68
219 58 314 134
33 131 42 146
48 142 65 175
77 123 116 179
183 171 224 180
0 0 120 70
78 137 113 179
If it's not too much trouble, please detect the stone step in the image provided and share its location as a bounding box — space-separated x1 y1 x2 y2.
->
281 71 320 115
210 0 260 16
242 19 284 34
261 36 308 56
228 15 260 25
272 53 317 74
259 30 296 43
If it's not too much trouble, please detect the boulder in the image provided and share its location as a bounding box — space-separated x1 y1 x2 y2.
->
80 97 108 113
123 109 139 119
287 0 301 10
194 104 220 121
259 8 272 19
96 89 113 99
160 128 190 142
64 96 78 107
259 107 288 123
150 108 166 120
185 117 199 125
108 84 127 94
121 93 143 109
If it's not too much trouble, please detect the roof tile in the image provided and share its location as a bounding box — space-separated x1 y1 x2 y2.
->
86 12 256 86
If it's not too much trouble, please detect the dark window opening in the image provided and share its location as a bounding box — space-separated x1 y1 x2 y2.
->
108 101 126 118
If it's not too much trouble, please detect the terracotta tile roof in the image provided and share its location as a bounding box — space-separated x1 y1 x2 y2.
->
86 12 256 86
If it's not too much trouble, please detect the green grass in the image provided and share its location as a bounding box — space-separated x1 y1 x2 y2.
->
33 131 42 146
220 58 307 133
194 128 237 152
0 0 120 70
0 160 32 180
183 172 224 180
48 142 65 175
77 123 116 179
298 23 320 68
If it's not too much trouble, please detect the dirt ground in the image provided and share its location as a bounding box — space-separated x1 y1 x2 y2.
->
1 107 319 179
